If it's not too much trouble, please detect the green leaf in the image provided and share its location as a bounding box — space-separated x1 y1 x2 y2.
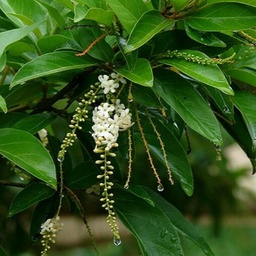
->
10 51 97 88
0 113 26 128
0 128 56 189
186 3 256 31
141 186 215 256
170 0 188 11
207 0 256 7
114 186 184 256
125 10 176 53
36 0 66 28
37 35 81 54
184 23 226 47
76 26 114 62
132 85 162 108
116 58 153 87
12 113 56 134
232 92 256 152
74 5 114 26
135 117 193 195
225 68 256 87
0 23 40 71
204 86 234 121
152 70 222 145
8 182 55 217
105 0 148 33
0 0 47 37
0 95 7 113
65 162 100 190
160 50 233 95
228 45 256 70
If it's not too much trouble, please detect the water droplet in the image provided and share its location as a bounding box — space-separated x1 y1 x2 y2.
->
124 184 129 189
113 236 121 246
157 184 164 192
200 37 204 41
128 96 133 102
19 176 24 181
173 122 179 131
170 234 178 243
222 105 231 115
57 156 64 162
160 229 168 238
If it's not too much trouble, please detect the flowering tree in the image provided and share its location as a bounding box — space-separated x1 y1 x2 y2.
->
0 0 256 255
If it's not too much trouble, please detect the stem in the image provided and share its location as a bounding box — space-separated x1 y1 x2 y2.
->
0 179 26 188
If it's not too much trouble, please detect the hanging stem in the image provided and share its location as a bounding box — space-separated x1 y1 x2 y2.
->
135 108 163 190
147 112 174 185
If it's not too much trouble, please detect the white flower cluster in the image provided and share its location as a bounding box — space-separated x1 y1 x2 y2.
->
92 100 133 150
40 216 64 255
91 72 133 150
98 73 126 94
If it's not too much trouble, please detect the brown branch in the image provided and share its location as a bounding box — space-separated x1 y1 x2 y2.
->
75 33 108 57
0 179 27 188
31 68 95 114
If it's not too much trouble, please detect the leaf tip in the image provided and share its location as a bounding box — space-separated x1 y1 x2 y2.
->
124 44 135 53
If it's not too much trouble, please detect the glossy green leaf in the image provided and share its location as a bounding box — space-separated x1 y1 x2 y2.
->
37 35 81 54
184 23 226 47
207 0 256 7
170 0 188 11
135 117 193 195
232 92 256 152
228 45 256 70
125 10 176 53
150 0 165 10
105 0 148 33
141 186 215 256
225 68 256 87
74 5 114 26
0 0 47 37
132 85 162 108
186 3 256 31
12 113 56 134
76 26 114 62
36 0 66 28
10 51 97 88
160 50 233 95
65 161 100 190
116 58 153 87
0 95 7 113
204 86 234 121
114 186 184 256
8 182 55 217
0 128 56 188
0 23 40 71
0 113 26 128
152 70 222 145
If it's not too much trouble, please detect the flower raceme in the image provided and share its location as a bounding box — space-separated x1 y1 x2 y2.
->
92 74 133 151
92 100 133 151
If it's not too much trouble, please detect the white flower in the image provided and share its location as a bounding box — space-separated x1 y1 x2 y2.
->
110 73 127 84
40 216 63 235
98 73 126 95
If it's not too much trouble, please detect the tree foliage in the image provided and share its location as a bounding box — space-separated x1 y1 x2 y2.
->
0 0 256 255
